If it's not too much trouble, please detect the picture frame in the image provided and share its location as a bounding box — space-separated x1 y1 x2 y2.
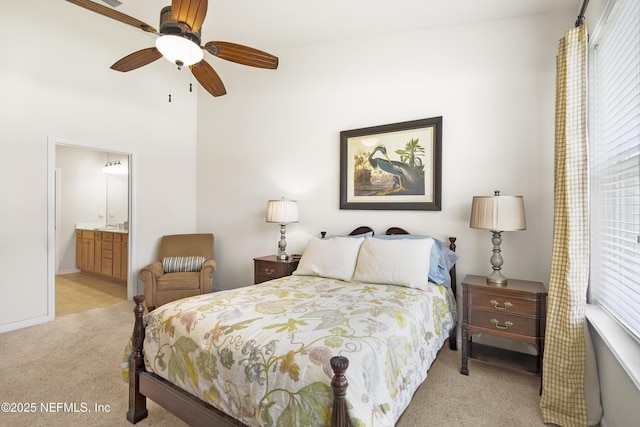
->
340 116 442 210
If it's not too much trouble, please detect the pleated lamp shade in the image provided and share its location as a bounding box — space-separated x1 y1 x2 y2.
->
266 198 299 224
470 195 526 232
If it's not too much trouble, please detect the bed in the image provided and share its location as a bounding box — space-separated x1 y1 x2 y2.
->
126 226 458 426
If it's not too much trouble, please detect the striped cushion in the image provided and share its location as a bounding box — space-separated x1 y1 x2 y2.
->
162 256 207 273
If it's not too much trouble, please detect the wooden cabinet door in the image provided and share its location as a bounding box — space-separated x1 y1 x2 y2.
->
76 231 82 268
80 230 93 271
121 235 128 280
113 239 122 281
93 232 102 274
85 237 95 271
81 238 89 270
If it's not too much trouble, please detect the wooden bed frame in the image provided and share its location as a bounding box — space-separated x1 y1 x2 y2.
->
128 227 457 426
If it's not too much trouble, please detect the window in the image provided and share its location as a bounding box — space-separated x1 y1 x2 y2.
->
589 0 640 340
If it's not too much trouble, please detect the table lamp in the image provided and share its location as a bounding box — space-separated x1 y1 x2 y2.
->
266 198 299 260
470 191 526 286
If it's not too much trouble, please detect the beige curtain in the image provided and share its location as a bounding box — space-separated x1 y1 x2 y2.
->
540 24 593 427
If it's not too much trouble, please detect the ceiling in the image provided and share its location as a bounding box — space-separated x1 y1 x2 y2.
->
102 0 582 49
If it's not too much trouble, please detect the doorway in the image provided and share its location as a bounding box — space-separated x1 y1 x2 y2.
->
47 137 134 317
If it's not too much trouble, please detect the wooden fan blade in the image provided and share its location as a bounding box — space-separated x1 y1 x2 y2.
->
190 60 226 97
65 0 157 33
111 48 163 72
204 41 279 69
172 0 208 33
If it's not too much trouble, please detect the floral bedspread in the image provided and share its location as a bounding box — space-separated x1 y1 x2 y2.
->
139 275 456 426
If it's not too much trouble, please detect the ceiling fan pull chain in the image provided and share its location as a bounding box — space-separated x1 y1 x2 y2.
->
168 62 173 102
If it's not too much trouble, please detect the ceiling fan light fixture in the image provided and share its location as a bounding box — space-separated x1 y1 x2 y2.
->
67 0 279 98
155 35 203 68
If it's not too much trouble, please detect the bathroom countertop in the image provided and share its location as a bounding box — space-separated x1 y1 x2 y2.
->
76 223 128 234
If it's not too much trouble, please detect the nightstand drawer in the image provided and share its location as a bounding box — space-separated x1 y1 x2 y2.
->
253 255 300 284
469 310 538 337
255 261 288 278
469 290 537 316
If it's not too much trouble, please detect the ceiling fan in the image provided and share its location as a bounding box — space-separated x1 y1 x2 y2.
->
65 0 279 97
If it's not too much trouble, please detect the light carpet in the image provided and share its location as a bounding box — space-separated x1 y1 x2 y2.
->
0 301 545 426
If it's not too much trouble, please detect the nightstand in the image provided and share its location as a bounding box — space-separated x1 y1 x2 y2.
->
460 274 547 377
253 255 300 284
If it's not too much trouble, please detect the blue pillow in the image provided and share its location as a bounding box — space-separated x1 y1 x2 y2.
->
375 234 458 284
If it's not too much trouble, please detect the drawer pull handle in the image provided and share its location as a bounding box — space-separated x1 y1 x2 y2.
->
491 319 513 330
490 299 513 310
264 268 275 275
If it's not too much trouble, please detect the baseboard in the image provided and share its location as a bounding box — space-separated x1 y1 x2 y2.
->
57 268 81 275
0 313 53 334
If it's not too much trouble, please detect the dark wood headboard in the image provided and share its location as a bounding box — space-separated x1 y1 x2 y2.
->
348 226 374 236
385 226 409 235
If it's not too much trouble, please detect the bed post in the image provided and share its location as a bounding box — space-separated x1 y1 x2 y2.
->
448 237 458 351
127 295 148 423
330 356 349 427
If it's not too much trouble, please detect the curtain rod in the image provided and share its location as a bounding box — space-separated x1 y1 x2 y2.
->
575 0 590 27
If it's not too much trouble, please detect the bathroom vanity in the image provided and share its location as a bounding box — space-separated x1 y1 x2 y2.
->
76 227 128 283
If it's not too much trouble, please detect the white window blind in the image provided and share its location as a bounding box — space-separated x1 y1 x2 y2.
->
589 0 640 340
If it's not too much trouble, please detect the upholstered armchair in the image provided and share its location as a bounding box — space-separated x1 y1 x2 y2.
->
139 233 216 310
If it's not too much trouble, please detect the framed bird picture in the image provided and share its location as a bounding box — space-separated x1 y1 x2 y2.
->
340 116 442 211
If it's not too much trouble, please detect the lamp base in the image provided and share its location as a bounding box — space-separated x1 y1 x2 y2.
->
486 230 508 286
277 223 288 260
486 270 508 287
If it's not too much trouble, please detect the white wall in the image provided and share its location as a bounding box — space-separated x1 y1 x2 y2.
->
196 12 571 293
0 0 199 331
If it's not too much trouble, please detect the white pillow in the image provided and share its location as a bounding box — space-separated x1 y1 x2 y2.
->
352 237 434 289
293 236 365 281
